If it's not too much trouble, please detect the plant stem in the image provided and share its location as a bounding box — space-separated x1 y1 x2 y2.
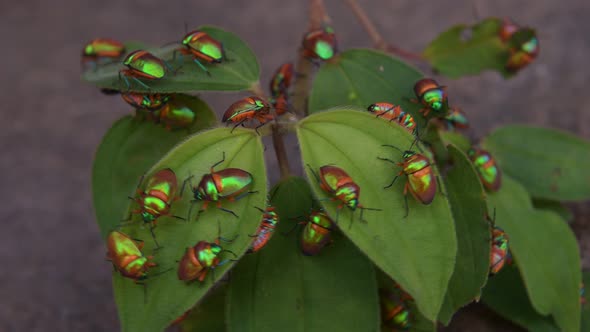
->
250 82 291 179
292 0 331 117
344 0 424 61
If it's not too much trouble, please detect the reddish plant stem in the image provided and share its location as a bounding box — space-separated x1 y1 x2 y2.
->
344 0 424 61
250 82 291 179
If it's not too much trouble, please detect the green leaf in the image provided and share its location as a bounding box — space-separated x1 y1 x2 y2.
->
297 110 457 321
92 95 216 238
487 175 581 332
582 271 590 331
439 131 471 153
227 177 380 332
180 286 227 332
308 49 427 130
438 146 490 325
423 18 511 78
482 265 560 332
532 198 573 223
82 26 260 92
113 128 267 332
482 125 590 201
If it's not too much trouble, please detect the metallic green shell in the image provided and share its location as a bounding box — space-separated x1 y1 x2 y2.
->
198 244 222 267
108 231 142 258
124 51 165 79
422 89 445 112
196 169 253 201
159 102 196 129
183 32 223 62
315 40 334 60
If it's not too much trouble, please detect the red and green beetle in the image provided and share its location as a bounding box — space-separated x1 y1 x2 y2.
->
175 30 227 76
81 38 125 70
307 164 380 223
379 288 412 331
412 78 450 117
300 210 334 256
130 168 181 246
367 102 417 135
247 206 280 253
468 147 502 192
269 62 294 98
119 50 168 90
121 92 170 111
183 152 256 219
302 26 338 61
442 107 469 130
505 30 539 72
156 98 196 130
379 142 437 217
489 225 509 276
222 96 274 134
177 235 237 283
106 230 157 281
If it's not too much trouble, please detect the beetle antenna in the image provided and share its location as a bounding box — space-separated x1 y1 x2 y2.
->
382 144 404 153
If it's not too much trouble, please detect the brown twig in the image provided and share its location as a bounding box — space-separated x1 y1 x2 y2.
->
250 82 291 179
344 0 424 61
292 0 331 117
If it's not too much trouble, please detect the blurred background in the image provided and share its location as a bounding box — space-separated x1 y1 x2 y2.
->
1 0 588 331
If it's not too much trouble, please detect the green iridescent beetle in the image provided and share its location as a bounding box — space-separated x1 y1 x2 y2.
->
175 30 227 76
119 50 168 90
302 26 338 61
183 152 256 218
106 230 156 281
300 210 334 256
412 78 450 117
468 147 502 192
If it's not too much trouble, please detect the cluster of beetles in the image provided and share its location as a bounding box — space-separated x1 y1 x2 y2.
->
82 18 547 329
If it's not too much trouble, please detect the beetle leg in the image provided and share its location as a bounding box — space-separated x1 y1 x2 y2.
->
193 58 211 77
377 156 398 166
383 174 400 189
305 164 321 183
210 152 226 172
254 121 268 135
234 190 258 202
180 174 194 198
132 77 151 91
403 184 410 218
149 225 161 249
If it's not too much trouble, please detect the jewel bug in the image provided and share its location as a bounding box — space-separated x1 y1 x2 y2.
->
378 141 437 217
177 232 237 283
106 230 157 281
222 96 274 134
129 168 182 247
300 210 334 256
183 152 256 219
121 92 170 111
412 78 449 117
379 288 412 331
367 103 417 134
505 32 539 72
443 107 469 130
175 30 227 76
247 206 280 253
269 63 294 98
119 50 169 90
489 226 509 275
307 164 380 223
157 98 196 130
302 26 338 61
468 147 502 192
82 38 125 70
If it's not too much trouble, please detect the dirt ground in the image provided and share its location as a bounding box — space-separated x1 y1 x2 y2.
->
1 0 589 331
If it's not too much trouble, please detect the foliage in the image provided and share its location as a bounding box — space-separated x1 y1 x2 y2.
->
83 12 586 332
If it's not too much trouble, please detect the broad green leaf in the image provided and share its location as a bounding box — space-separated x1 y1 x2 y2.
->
113 128 267 332
439 146 490 325
376 271 435 332
532 198 573 223
487 176 581 332
180 285 227 332
83 26 260 92
297 110 457 321
227 177 380 332
308 49 427 131
483 125 590 201
582 271 590 331
439 131 471 153
92 95 216 238
423 18 511 78
482 265 559 332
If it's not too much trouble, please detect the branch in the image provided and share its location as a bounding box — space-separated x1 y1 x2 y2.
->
344 0 424 61
292 0 331 117
250 82 291 179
